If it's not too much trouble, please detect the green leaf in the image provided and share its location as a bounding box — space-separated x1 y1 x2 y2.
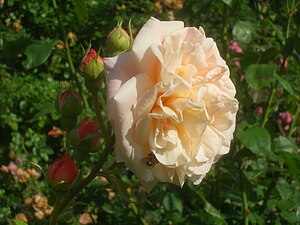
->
274 136 298 153
162 193 183 213
198 192 227 224
203 200 227 224
245 64 276 89
276 179 292 200
74 0 88 25
7 219 28 225
237 126 271 157
29 102 56 123
261 19 284 42
1 34 32 59
222 0 233 8
260 47 280 63
23 40 54 69
280 210 299 224
232 21 256 45
274 73 294 95
280 152 300 177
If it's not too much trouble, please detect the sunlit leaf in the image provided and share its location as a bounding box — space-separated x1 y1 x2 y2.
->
24 40 54 69
222 0 233 8
237 126 271 157
7 219 27 225
232 21 256 44
274 136 298 153
274 73 294 95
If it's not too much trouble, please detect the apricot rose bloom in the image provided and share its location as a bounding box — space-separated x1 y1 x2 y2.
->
104 17 238 191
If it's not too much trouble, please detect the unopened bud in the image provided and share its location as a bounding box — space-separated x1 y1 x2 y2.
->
106 21 131 56
47 154 78 189
70 117 100 152
55 86 83 117
80 49 104 80
259 1 267 13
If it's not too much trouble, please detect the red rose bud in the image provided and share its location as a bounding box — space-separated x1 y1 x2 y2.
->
106 21 131 56
80 49 104 80
259 1 267 13
70 117 100 152
78 117 99 139
47 154 78 188
55 86 83 117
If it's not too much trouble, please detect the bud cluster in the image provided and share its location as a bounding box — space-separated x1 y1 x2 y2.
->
47 19 131 200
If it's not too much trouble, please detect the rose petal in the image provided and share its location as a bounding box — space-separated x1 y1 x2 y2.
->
104 51 139 119
133 17 184 63
132 17 184 82
111 73 153 161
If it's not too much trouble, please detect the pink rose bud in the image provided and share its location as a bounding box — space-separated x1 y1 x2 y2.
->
279 111 292 124
257 106 263 116
48 154 78 187
279 58 288 69
284 124 290 131
229 40 243 53
55 86 83 117
71 117 100 152
240 73 245 81
106 21 131 56
80 49 104 80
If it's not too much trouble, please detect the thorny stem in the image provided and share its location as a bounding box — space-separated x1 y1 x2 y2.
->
49 145 114 225
92 91 109 139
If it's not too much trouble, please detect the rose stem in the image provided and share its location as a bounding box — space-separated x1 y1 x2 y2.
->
49 145 114 225
92 91 109 140
261 88 276 128
239 165 249 225
52 0 90 111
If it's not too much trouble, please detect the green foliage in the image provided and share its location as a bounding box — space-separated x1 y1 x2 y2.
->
245 64 276 89
237 126 271 157
0 0 300 224
232 21 257 45
23 40 55 69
